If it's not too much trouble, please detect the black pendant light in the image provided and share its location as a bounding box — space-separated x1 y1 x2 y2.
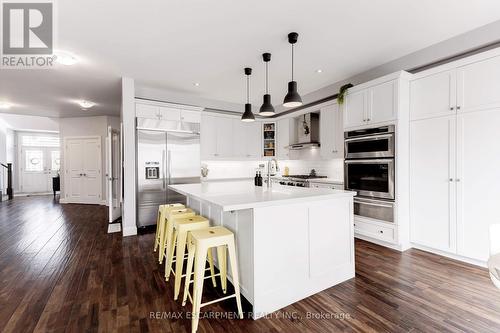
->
241 67 255 122
259 53 275 116
283 32 302 108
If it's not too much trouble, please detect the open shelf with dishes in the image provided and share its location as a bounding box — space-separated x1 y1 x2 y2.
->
263 122 276 157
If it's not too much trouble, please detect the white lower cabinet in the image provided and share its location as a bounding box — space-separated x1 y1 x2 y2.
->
355 219 396 244
410 108 500 262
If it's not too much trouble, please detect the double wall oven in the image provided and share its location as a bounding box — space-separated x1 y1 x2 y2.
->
344 125 395 223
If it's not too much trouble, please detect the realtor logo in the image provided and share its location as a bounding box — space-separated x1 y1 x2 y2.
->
1 1 55 68
2 2 53 54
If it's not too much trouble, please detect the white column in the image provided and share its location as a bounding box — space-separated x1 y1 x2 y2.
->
121 77 137 236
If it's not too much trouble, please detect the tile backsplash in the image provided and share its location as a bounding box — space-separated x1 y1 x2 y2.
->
202 150 344 182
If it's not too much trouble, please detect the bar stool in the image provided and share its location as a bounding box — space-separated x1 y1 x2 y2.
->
168 215 217 300
182 226 243 333
160 208 195 265
154 204 185 254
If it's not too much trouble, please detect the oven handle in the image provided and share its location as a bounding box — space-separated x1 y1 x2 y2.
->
354 198 394 208
344 133 393 143
345 159 394 164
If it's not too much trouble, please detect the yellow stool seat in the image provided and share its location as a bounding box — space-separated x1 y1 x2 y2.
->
153 203 185 252
182 226 243 333
168 216 217 300
163 208 196 279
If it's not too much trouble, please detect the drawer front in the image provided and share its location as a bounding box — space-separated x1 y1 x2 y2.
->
354 219 396 243
309 182 343 190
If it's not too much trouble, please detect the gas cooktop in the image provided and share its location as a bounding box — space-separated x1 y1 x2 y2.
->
282 175 328 180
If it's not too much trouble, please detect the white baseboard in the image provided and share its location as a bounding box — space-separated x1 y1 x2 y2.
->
122 226 137 237
410 243 487 268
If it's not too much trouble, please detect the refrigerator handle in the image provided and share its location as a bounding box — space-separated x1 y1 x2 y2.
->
162 149 166 189
167 150 172 184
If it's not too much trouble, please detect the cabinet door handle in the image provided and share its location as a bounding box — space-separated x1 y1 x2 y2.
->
367 118 371 121
456 178 461 182
449 178 454 182
379 230 384 234
450 107 454 111
456 106 461 110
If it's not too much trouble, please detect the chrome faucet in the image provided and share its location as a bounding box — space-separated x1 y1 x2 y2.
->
267 158 280 188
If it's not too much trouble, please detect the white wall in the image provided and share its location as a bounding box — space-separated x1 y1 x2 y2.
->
0 114 59 133
59 116 119 203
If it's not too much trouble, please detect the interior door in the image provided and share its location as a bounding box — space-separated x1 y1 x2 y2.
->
456 109 500 261
82 138 102 203
107 126 121 223
66 139 85 201
410 116 456 252
21 148 48 193
166 132 200 205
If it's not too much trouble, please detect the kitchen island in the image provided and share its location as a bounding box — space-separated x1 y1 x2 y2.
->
169 181 356 319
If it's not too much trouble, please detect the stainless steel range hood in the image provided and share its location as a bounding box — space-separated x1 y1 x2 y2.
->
285 112 320 150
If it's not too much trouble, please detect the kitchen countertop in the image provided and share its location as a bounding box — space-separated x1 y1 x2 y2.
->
169 180 355 211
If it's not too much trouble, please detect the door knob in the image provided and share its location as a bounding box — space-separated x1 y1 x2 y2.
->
449 178 453 182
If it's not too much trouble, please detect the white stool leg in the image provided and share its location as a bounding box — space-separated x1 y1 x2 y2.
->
192 244 207 333
182 235 195 306
216 245 227 293
227 239 243 319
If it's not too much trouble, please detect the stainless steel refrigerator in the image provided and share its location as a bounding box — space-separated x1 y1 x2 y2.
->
136 126 200 228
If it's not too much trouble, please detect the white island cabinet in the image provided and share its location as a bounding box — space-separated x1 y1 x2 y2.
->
169 181 356 319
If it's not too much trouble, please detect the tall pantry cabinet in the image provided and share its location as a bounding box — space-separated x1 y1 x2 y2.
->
410 49 500 263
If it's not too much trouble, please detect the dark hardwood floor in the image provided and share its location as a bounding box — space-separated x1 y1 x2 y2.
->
1 195 500 332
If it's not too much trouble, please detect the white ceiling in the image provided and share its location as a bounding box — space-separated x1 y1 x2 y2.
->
2 0 500 117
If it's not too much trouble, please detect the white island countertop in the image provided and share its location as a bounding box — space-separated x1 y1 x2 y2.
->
169 180 356 211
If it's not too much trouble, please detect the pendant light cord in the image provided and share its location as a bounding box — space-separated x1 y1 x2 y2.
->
246 75 249 103
265 62 269 94
291 44 294 81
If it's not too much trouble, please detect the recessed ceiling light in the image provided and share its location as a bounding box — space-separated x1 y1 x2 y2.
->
316 69 323 73
0 101 12 109
78 100 96 109
193 82 200 87
55 51 78 66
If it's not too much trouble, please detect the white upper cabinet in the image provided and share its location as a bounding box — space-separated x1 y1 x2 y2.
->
158 106 181 121
277 118 294 160
410 69 456 120
136 102 201 123
245 122 262 158
200 114 219 159
320 103 343 159
180 110 201 123
136 103 160 119
343 90 366 128
215 117 233 157
368 80 397 123
344 78 399 128
232 120 262 159
457 55 500 113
